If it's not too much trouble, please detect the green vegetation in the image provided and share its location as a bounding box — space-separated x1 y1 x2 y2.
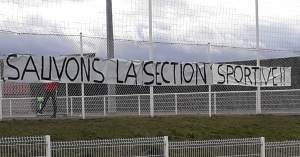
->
0 115 300 142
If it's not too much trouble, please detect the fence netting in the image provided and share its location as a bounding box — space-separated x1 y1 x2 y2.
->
1 0 300 118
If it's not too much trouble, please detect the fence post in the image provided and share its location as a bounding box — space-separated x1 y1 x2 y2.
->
106 0 117 114
80 33 86 119
175 94 178 115
255 0 261 114
214 92 216 115
104 96 106 116
45 135 51 157
149 0 154 118
207 43 212 117
164 136 169 157
260 137 265 157
256 90 262 114
0 79 2 121
138 95 141 116
66 83 69 116
66 97 69 116
70 97 73 116
9 99 12 117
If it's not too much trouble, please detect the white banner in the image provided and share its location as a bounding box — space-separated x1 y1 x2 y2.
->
212 64 291 86
3 54 291 86
3 54 211 86
142 61 212 86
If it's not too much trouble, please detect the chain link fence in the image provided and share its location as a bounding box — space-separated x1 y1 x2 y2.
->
0 32 300 118
1 0 300 119
2 0 299 51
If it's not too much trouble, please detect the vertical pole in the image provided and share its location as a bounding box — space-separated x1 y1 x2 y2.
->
255 0 261 114
55 89 58 116
9 99 12 117
66 83 69 116
208 43 212 117
163 136 169 157
149 0 154 118
80 33 85 119
106 0 116 114
214 92 217 115
0 76 2 121
260 137 265 157
138 95 141 116
104 96 106 116
70 97 73 116
175 94 178 115
45 135 51 157
106 0 114 59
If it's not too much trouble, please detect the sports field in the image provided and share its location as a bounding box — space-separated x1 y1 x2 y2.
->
0 115 299 142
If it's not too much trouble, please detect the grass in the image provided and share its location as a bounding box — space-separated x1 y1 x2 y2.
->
0 115 300 142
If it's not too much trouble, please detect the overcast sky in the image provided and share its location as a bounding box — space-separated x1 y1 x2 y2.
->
0 0 300 63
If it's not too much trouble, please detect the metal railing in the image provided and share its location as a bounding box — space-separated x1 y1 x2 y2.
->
1 89 300 119
265 140 300 157
3 135 300 157
0 135 51 157
169 137 264 157
52 136 167 157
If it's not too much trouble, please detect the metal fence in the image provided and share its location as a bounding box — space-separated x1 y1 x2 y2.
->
1 0 300 120
0 135 51 157
3 135 300 157
265 140 300 157
1 88 300 119
1 0 300 51
52 136 167 157
169 137 264 157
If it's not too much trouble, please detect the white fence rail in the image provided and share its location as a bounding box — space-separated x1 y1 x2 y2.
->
265 141 300 157
0 135 51 157
169 137 264 157
52 136 167 157
2 135 300 157
1 89 300 119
